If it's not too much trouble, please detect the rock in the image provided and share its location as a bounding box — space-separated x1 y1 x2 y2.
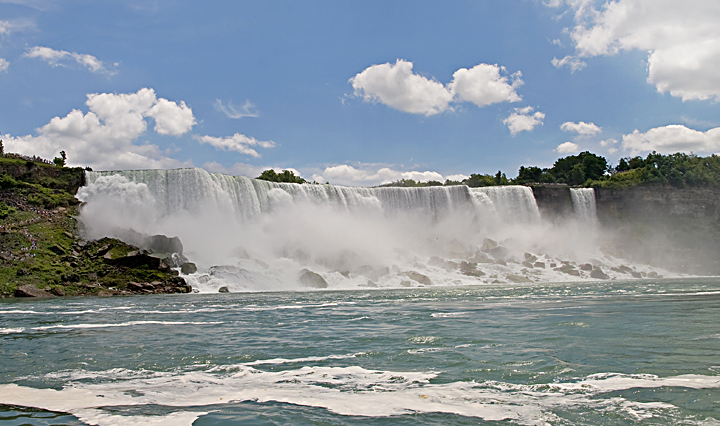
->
521 260 534 268
401 271 432 286
48 245 66 255
180 262 197 274
590 268 610 279
143 234 183 254
611 265 633 274
554 264 581 276
61 273 80 283
95 244 112 257
534 262 546 269
16 269 28 277
580 263 593 271
469 252 494 264
647 271 661 278
507 274 532 283
15 284 54 298
360 280 378 288
495 259 507 266
106 253 162 269
87 272 98 281
218 286 229 293
631 271 643 279
400 280 412 287
460 261 485 277
480 238 499 252
299 269 328 289
50 286 65 296
524 253 538 263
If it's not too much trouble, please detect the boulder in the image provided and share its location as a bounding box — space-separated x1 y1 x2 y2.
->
580 263 593 271
401 271 432 286
181 262 197 274
506 274 532 283
218 286 229 293
299 269 328 288
143 234 183 254
533 262 546 269
554 264 581 276
590 268 610 280
15 284 54 298
524 253 538 263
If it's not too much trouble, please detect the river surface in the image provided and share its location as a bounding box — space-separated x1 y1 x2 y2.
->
1 278 719 425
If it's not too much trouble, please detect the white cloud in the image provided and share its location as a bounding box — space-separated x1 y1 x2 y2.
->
555 141 580 154
146 98 195 135
621 125 720 155
560 121 601 135
600 138 618 147
551 55 586 72
195 133 275 158
503 106 545 136
313 164 463 187
24 46 116 75
3 88 196 170
350 59 453 116
0 58 8 72
201 161 283 178
559 0 720 101
349 59 522 116
0 20 11 35
448 64 523 107
215 99 258 119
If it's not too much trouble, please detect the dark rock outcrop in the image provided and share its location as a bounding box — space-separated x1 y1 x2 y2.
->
299 269 328 288
15 284 54 298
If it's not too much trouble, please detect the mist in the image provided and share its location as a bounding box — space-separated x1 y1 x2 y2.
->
76 168 674 292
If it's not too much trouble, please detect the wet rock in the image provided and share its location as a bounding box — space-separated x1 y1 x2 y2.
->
299 269 328 289
480 238 499 252
524 253 538 263
218 286 229 293
580 263 593 271
611 265 633 274
631 271 643 279
360 280 378 288
15 284 54 298
95 244 112 257
495 259 507 266
469 252 494 264
143 234 183 254
50 286 65 296
647 271 662 278
460 261 485 277
534 262 546 269
554 264 581 276
401 271 432 286
521 260 534 268
507 274 531 283
106 253 162 269
400 280 412 287
590 268 609 280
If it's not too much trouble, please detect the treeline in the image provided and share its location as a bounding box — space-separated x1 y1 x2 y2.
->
380 152 720 189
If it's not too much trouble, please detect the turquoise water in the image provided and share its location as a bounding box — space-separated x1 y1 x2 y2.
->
1 278 719 425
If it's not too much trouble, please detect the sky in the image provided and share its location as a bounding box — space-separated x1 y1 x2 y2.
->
1 0 719 186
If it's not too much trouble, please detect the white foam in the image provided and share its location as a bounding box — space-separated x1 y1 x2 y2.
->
31 321 222 331
0 327 24 334
2 365 717 426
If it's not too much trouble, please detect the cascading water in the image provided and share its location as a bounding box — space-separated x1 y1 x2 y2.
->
77 169 670 292
570 188 598 223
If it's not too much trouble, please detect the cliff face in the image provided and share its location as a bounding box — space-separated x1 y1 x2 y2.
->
532 184 720 275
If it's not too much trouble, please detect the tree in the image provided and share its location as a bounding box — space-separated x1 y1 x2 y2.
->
0 139 4 156
256 169 307 184
53 150 67 167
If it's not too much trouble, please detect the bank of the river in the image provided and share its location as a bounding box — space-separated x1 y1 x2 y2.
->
0 156 191 298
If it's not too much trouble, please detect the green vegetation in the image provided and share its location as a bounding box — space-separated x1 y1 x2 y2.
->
1 151 188 297
380 152 720 189
256 169 308 184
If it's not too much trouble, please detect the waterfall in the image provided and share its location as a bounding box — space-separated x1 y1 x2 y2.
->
570 188 598 223
79 168 626 292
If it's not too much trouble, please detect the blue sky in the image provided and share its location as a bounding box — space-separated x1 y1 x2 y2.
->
1 0 719 186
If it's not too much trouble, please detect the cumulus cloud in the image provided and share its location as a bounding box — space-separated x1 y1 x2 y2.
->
448 64 523 107
600 138 617 147
214 99 258 119
201 161 295 178
0 58 8 72
349 59 522 115
560 121 601 135
556 0 720 101
551 55 586 72
3 88 196 170
555 141 580 154
24 46 116 75
312 164 466 187
503 106 545 136
621 125 720 155
349 59 453 116
194 133 275 158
